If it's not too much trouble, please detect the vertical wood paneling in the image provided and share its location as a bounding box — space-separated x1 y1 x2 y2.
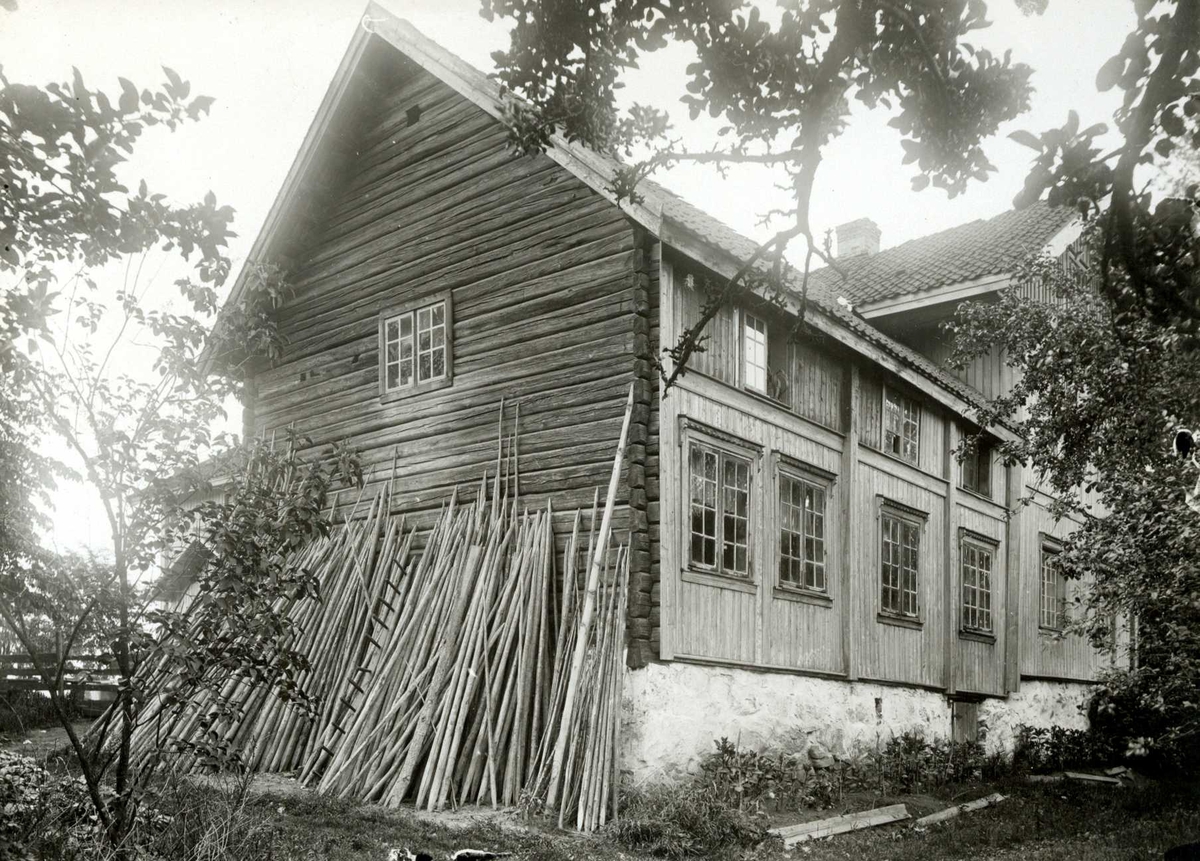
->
1017 493 1107 681
859 371 884 451
792 342 845 431
676 277 738 384
920 409 947 478
955 502 1006 695
854 460 946 688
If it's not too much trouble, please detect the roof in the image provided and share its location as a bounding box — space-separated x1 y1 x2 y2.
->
808 203 1077 309
218 2 1038 428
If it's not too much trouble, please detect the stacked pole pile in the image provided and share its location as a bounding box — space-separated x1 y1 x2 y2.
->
88 486 412 776
93 387 635 831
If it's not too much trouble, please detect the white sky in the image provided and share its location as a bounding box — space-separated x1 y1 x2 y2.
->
1 0 1132 553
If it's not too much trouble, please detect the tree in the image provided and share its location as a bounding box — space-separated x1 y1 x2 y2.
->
0 63 360 856
481 0 1035 387
948 242 1200 766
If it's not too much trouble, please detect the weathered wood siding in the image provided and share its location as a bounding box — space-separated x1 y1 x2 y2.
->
658 254 1107 692
249 62 639 572
954 492 1008 695
1016 490 1109 682
924 339 1015 403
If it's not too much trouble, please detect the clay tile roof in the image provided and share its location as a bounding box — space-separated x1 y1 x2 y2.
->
806 202 1076 307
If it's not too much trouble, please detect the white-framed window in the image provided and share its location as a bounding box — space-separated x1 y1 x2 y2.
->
778 468 829 592
742 312 768 393
960 532 996 633
879 500 924 619
379 292 453 400
883 387 920 464
1040 537 1067 630
687 434 754 579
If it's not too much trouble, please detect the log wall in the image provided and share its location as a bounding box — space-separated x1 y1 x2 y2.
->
248 64 640 611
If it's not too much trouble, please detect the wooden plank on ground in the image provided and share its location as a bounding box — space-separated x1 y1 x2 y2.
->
913 793 1005 826
1065 771 1123 785
771 803 910 846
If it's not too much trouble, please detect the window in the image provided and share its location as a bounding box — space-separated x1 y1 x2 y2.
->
688 441 752 577
779 472 827 592
960 437 992 497
742 312 768 393
883 388 920 464
960 535 995 633
380 294 452 399
880 504 922 618
1040 540 1067 630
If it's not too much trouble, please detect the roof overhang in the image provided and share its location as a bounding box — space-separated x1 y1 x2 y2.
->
855 217 1085 319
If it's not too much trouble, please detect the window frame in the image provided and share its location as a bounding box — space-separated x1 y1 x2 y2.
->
741 310 769 394
882 385 921 465
681 421 760 584
775 457 836 598
958 529 999 637
1039 534 1068 632
378 290 454 403
876 497 927 625
959 436 993 498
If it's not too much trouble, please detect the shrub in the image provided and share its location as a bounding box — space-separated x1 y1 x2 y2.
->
1013 724 1120 773
874 732 1008 792
610 782 769 858
1088 675 1200 776
0 751 53 861
0 691 79 736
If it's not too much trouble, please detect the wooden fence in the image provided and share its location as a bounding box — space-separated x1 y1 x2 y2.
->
0 652 119 717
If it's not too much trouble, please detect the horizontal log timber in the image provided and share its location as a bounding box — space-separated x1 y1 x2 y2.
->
257 325 635 433
259 283 633 408
275 218 632 365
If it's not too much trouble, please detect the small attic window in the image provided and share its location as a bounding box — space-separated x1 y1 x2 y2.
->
379 290 454 402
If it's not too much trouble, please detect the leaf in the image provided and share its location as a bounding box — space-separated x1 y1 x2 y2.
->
1008 129 1042 150
162 65 184 98
187 95 215 118
911 174 930 192
118 77 139 114
1161 107 1184 137
1096 54 1124 92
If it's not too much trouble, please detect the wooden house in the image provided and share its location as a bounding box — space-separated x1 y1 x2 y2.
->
219 3 1117 778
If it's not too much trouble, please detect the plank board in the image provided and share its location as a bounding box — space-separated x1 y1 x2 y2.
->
772 803 910 845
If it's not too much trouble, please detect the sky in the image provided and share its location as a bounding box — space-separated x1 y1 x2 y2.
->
0 0 1134 552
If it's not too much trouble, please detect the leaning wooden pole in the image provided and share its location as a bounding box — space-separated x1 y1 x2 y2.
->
545 384 633 811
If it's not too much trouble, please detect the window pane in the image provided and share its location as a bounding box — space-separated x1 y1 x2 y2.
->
386 365 399 390
432 303 444 326
399 315 412 337
418 352 431 381
432 348 445 378
743 314 768 392
689 445 718 569
386 319 399 342
722 457 750 576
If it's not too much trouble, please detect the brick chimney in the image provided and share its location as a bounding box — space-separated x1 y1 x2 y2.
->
835 218 881 259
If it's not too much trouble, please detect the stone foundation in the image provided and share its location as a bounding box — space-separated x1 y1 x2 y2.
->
621 661 1096 783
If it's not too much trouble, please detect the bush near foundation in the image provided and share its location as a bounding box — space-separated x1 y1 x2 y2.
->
1013 724 1119 774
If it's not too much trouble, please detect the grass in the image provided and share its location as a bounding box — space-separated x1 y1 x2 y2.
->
6 723 1200 860
160 775 1196 861
755 777 1200 861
